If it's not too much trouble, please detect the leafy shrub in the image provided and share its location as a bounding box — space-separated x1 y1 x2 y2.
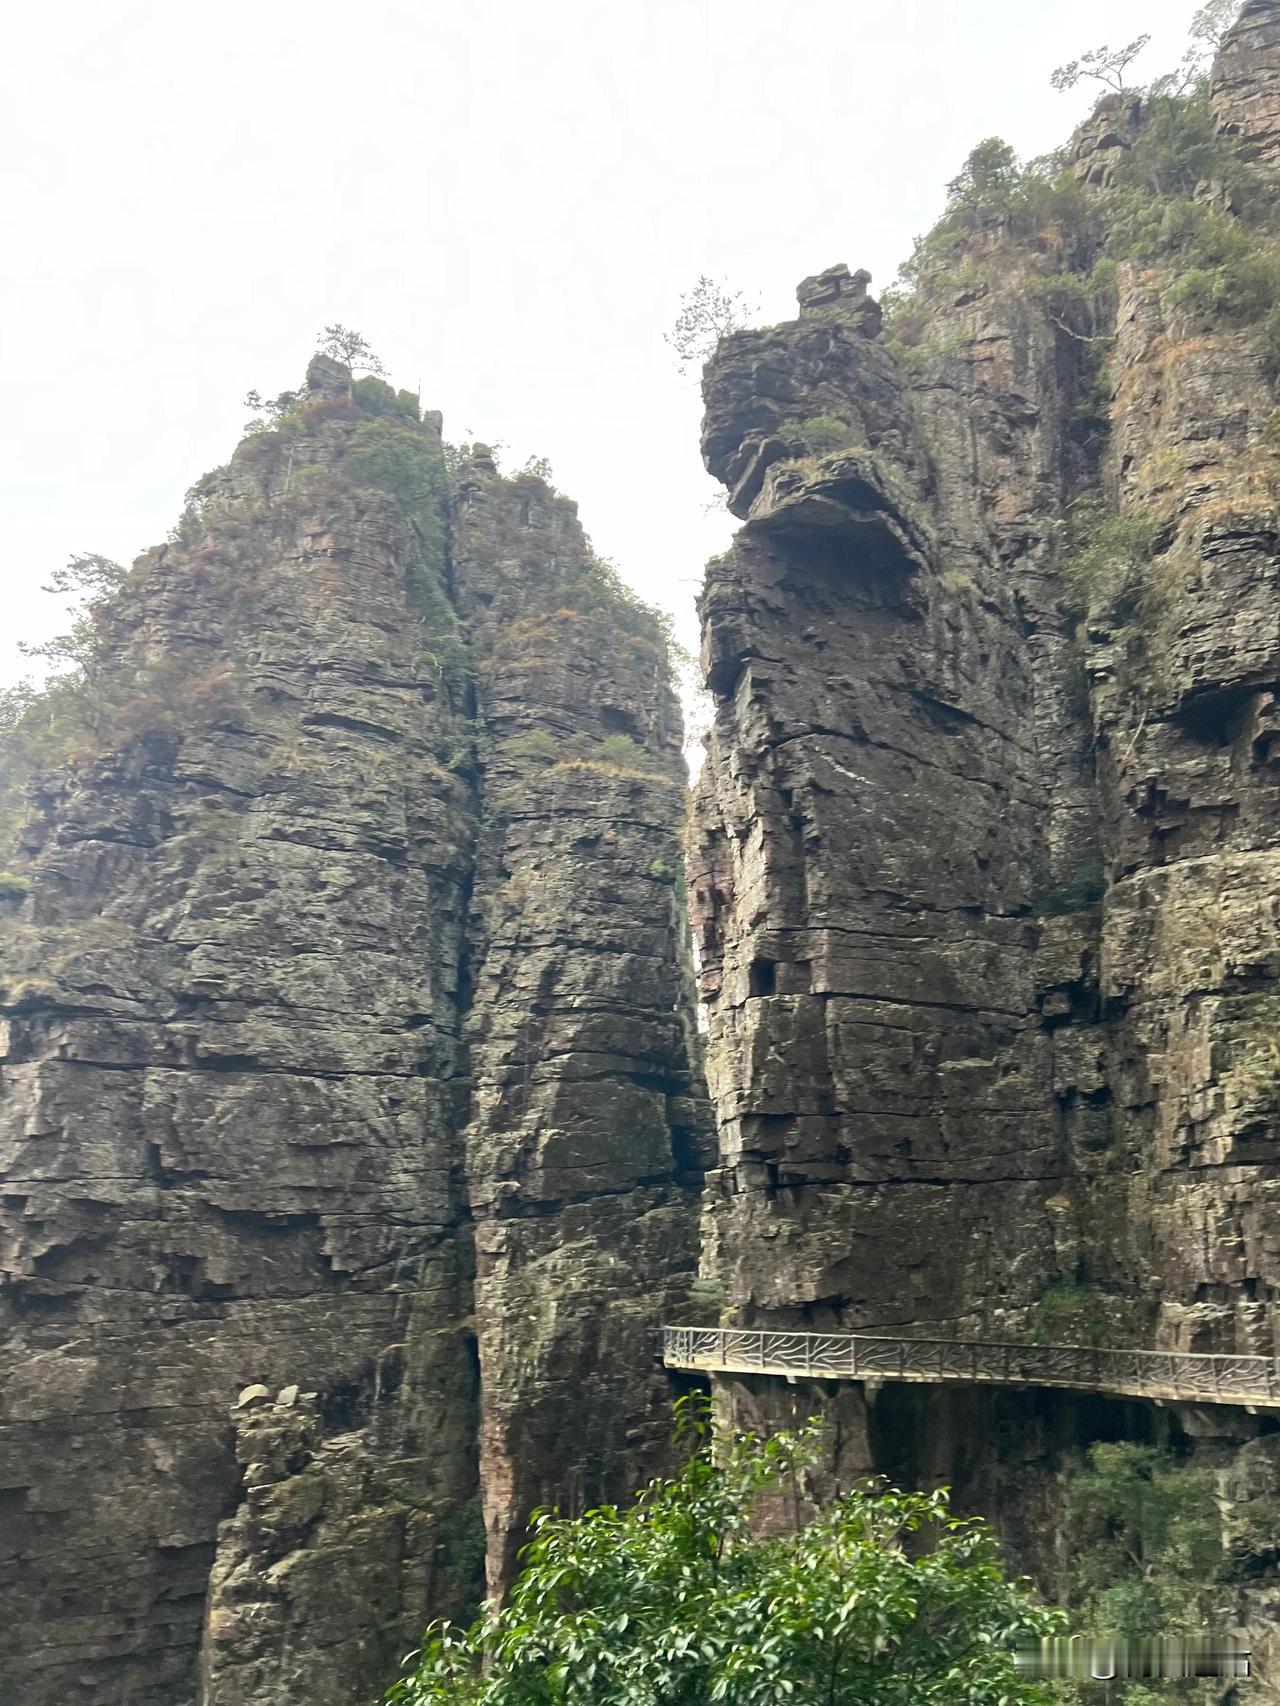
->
1029 1280 1110 1345
1166 249 1280 323
1110 91 1274 217
884 329 975 371
893 139 1093 302
342 420 446 522
506 730 560 764
389 1400 1059 1705
1061 1443 1229 1636
0 871 30 906
686 1275 723 1323
562 552 677 652
597 732 655 770
353 375 421 421
1058 495 1160 615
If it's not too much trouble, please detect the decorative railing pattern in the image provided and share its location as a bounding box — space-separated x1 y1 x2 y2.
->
662 1325 1280 1409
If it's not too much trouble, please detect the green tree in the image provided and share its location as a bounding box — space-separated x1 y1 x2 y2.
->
243 387 299 430
666 276 758 375
1051 37 1151 95
1151 0 1238 97
945 138 1024 223
1061 1443 1229 1637
318 322 388 397
389 1402 1059 1705
17 552 126 674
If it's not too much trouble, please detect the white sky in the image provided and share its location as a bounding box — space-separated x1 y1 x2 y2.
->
2 0 1209 688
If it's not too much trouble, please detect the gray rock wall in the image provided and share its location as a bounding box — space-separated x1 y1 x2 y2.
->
690 0 1280 1673
0 379 704 1703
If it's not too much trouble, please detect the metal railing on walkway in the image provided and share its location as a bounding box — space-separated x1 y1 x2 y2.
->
662 1324 1280 1409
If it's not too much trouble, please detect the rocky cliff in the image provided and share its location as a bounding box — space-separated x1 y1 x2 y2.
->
692 0 1280 1672
8 2 1280 1698
0 364 706 1703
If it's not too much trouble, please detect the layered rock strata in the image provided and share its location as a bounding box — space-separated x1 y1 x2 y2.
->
692 0 1280 1372
691 0 1280 1666
0 365 704 1703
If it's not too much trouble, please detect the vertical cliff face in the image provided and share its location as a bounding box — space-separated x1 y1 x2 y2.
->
693 0 1280 1360
0 366 704 1703
449 454 708 1593
692 0 1280 1653
691 260 1080 1338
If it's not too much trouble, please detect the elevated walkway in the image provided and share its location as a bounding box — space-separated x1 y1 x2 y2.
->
662 1324 1280 1410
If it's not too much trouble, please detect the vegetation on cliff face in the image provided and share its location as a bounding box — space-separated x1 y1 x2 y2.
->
0 550 127 858
390 1405 1058 1706
1060 1443 1229 1639
0 338 458 880
884 10 1280 380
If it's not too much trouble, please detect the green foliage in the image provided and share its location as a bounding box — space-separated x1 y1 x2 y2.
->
888 141 1093 314
318 322 387 395
1265 305 1280 376
1057 495 1159 617
779 414 857 454
938 142 1090 246
1099 92 1280 336
1108 186 1272 294
1 554 133 856
0 870 30 906
389 1400 1059 1705
1112 93 1256 204
1028 256 1119 353
339 421 458 687
1050 36 1151 95
884 329 976 372
666 275 759 375
686 1275 724 1323
507 730 561 765
410 570 471 702
1060 1444 1228 1637
1165 246 1280 325
1028 1282 1110 1346
17 553 126 675
244 388 300 432
945 138 1022 220
1150 1 1238 98
0 676 81 853
889 66 1278 391
564 551 680 658
1226 992 1280 1110
342 420 447 523
353 375 421 421
596 732 655 770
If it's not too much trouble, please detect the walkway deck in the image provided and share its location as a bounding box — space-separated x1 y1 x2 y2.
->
662 1325 1280 1410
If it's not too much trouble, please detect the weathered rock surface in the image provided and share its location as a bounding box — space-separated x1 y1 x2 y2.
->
693 0 1280 1667
1213 0 1280 166
694 0 1280 1368
0 377 704 1701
